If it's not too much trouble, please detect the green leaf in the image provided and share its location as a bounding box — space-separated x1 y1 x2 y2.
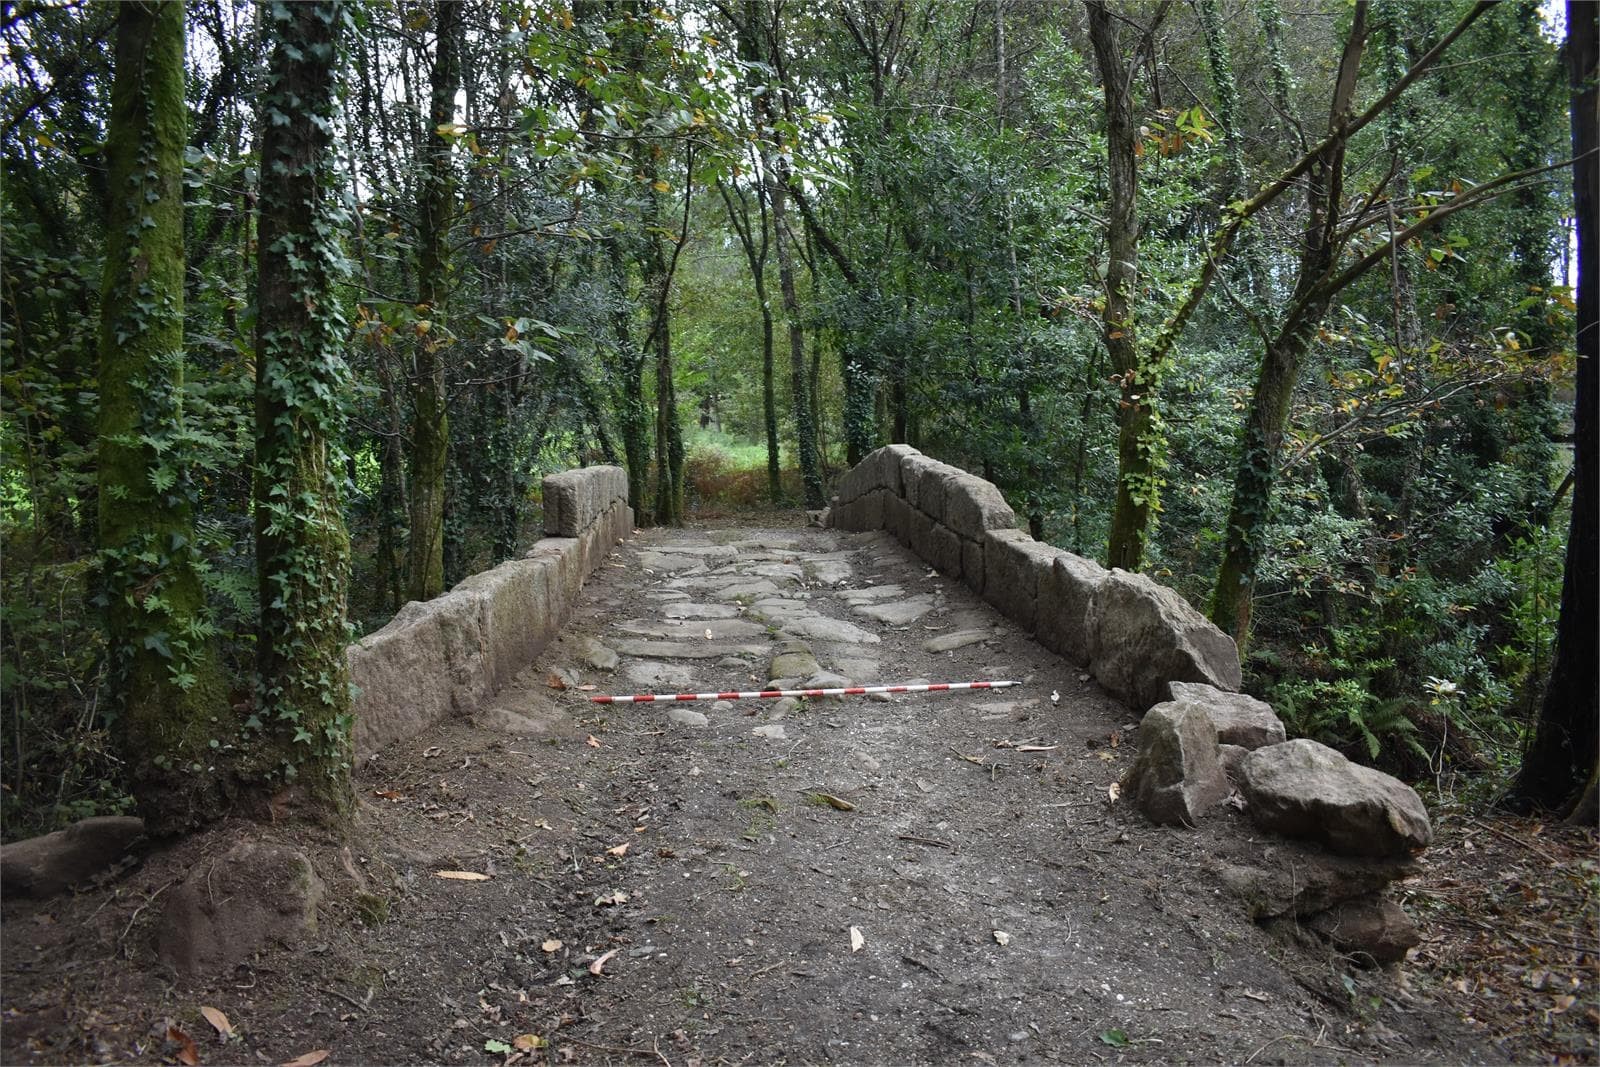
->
1099 1029 1130 1048
484 1039 512 1054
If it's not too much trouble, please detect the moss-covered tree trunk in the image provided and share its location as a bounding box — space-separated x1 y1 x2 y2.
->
1087 2 1150 571
252 0 354 821
406 0 461 602
97 0 231 837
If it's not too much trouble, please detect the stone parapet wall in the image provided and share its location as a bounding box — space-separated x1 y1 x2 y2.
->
827 445 1241 708
349 465 632 757
829 445 1433 965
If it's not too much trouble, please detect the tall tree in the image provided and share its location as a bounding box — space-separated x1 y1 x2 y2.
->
1506 0 1597 821
406 0 462 601
96 0 230 836
251 0 355 819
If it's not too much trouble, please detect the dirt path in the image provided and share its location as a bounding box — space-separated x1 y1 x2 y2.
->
1 522 1509 1066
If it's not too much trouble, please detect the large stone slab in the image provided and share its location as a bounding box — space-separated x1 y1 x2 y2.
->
1123 700 1229 826
1240 739 1432 858
613 640 767 660
615 618 768 640
853 595 936 625
982 530 1060 633
1085 569 1241 711
663 602 741 619
623 660 694 688
943 474 1016 539
775 615 882 645
1165 681 1285 749
0 816 146 899
350 587 491 756
922 628 998 653
543 465 626 537
769 640 822 684
1035 552 1106 667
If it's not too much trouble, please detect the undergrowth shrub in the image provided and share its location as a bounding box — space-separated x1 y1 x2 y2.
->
684 445 803 510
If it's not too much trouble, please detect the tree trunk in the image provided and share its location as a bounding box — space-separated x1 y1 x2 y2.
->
406 0 461 602
1506 0 1597 818
1086 2 1150 570
252 0 355 822
1210 3 1368 645
97 0 231 836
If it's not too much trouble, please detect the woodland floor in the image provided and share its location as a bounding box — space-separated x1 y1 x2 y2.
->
2 512 1596 1066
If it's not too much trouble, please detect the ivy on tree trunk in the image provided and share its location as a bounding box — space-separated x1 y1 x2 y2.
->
97 0 231 836
252 0 355 821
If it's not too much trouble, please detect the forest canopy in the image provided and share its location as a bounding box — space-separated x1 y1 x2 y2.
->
1 0 1590 838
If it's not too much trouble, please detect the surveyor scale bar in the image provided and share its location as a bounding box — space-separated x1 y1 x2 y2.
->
589 680 1019 704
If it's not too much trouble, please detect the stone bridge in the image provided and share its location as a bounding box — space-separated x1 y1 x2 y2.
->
327 450 1448 1062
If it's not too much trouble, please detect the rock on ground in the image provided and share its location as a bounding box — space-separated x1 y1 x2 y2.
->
0 816 145 899
157 840 324 975
1241 739 1432 858
1308 895 1421 966
1123 701 1229 826
1085 570 1241 710
1164 681 1285 749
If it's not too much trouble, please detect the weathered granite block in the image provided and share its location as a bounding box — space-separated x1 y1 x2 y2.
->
1035 552 1107 666
962 537 985 597
1165 681 1286 749
455 556 559 689
1241 739 1432 858
1086 569 1242 710
927 522 964 578
982 529 1059 633
901 453 937 511
1124 699 1229 826
916 462 958 523
884 493 913 545
907 507 937 563
944 474 1017 539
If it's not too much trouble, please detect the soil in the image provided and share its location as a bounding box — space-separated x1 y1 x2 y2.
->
2 514 1594 1066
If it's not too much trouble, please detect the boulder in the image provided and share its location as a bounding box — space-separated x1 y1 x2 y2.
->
1164 681 1285 749
1210 844 1418 919
1240 739 1432 858
1123 701 1229 826
157 841 324 974
1085 569 1241 710
1218 743 1250 785
0 816 145 898
1308 896 1420 966
1035 553 1106 666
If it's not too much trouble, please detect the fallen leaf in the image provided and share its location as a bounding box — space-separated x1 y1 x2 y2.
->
168 1026 199 1066
1109 731 1121 748
546 673 567 689
589 948 620 975
423 746 443 758
533 819 554 830
1098 1028 1129 1048
1016 745 1057 753
808 792 856 811
585 735 602 748
199 1006 233 1038
606 843 629 857
1107 782 1122 803
849 926 865 952
594 890 629 906
542 939 564 953
373 789 405 801
1550 994 1576 1015
436 870 492 881
280 1051 330 1067
955 752 983 765
514 1034 544 1051
993 930 1011 946
1096 751 1116 762
485 1038 512 1055
704 628 714 640
578 684 597 692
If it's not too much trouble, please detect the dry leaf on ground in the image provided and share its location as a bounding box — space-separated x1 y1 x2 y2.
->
589 949 620 975
168 1026 199 1066
199 1006 233 1038
606 843 629 856
993 930 1012 946
280 1051 331 1067
541 939 563 953
435 870 491 881
849 926 865 952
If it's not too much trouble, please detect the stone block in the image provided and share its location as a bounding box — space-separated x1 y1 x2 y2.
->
1086 569 1241 711
962 538 985 597
884 493 912 545
542 470 581 536
1124 699 1229 826
900 453 937 511
907 507 937 564
860 489 886 531
1035 552 1106 666
875 444 917 496
1211 843 1418 920
944 474 1017 539
350 586 491 757
1308 895 1420 966
1165 681 1286 749
982 529 1058 633
916 462 958 522
1241 739 1432 858
927 522 964 578
455 556 557 690
158 841 323 975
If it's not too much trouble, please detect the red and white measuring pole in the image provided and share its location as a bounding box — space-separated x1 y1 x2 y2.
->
589 680 1019 704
